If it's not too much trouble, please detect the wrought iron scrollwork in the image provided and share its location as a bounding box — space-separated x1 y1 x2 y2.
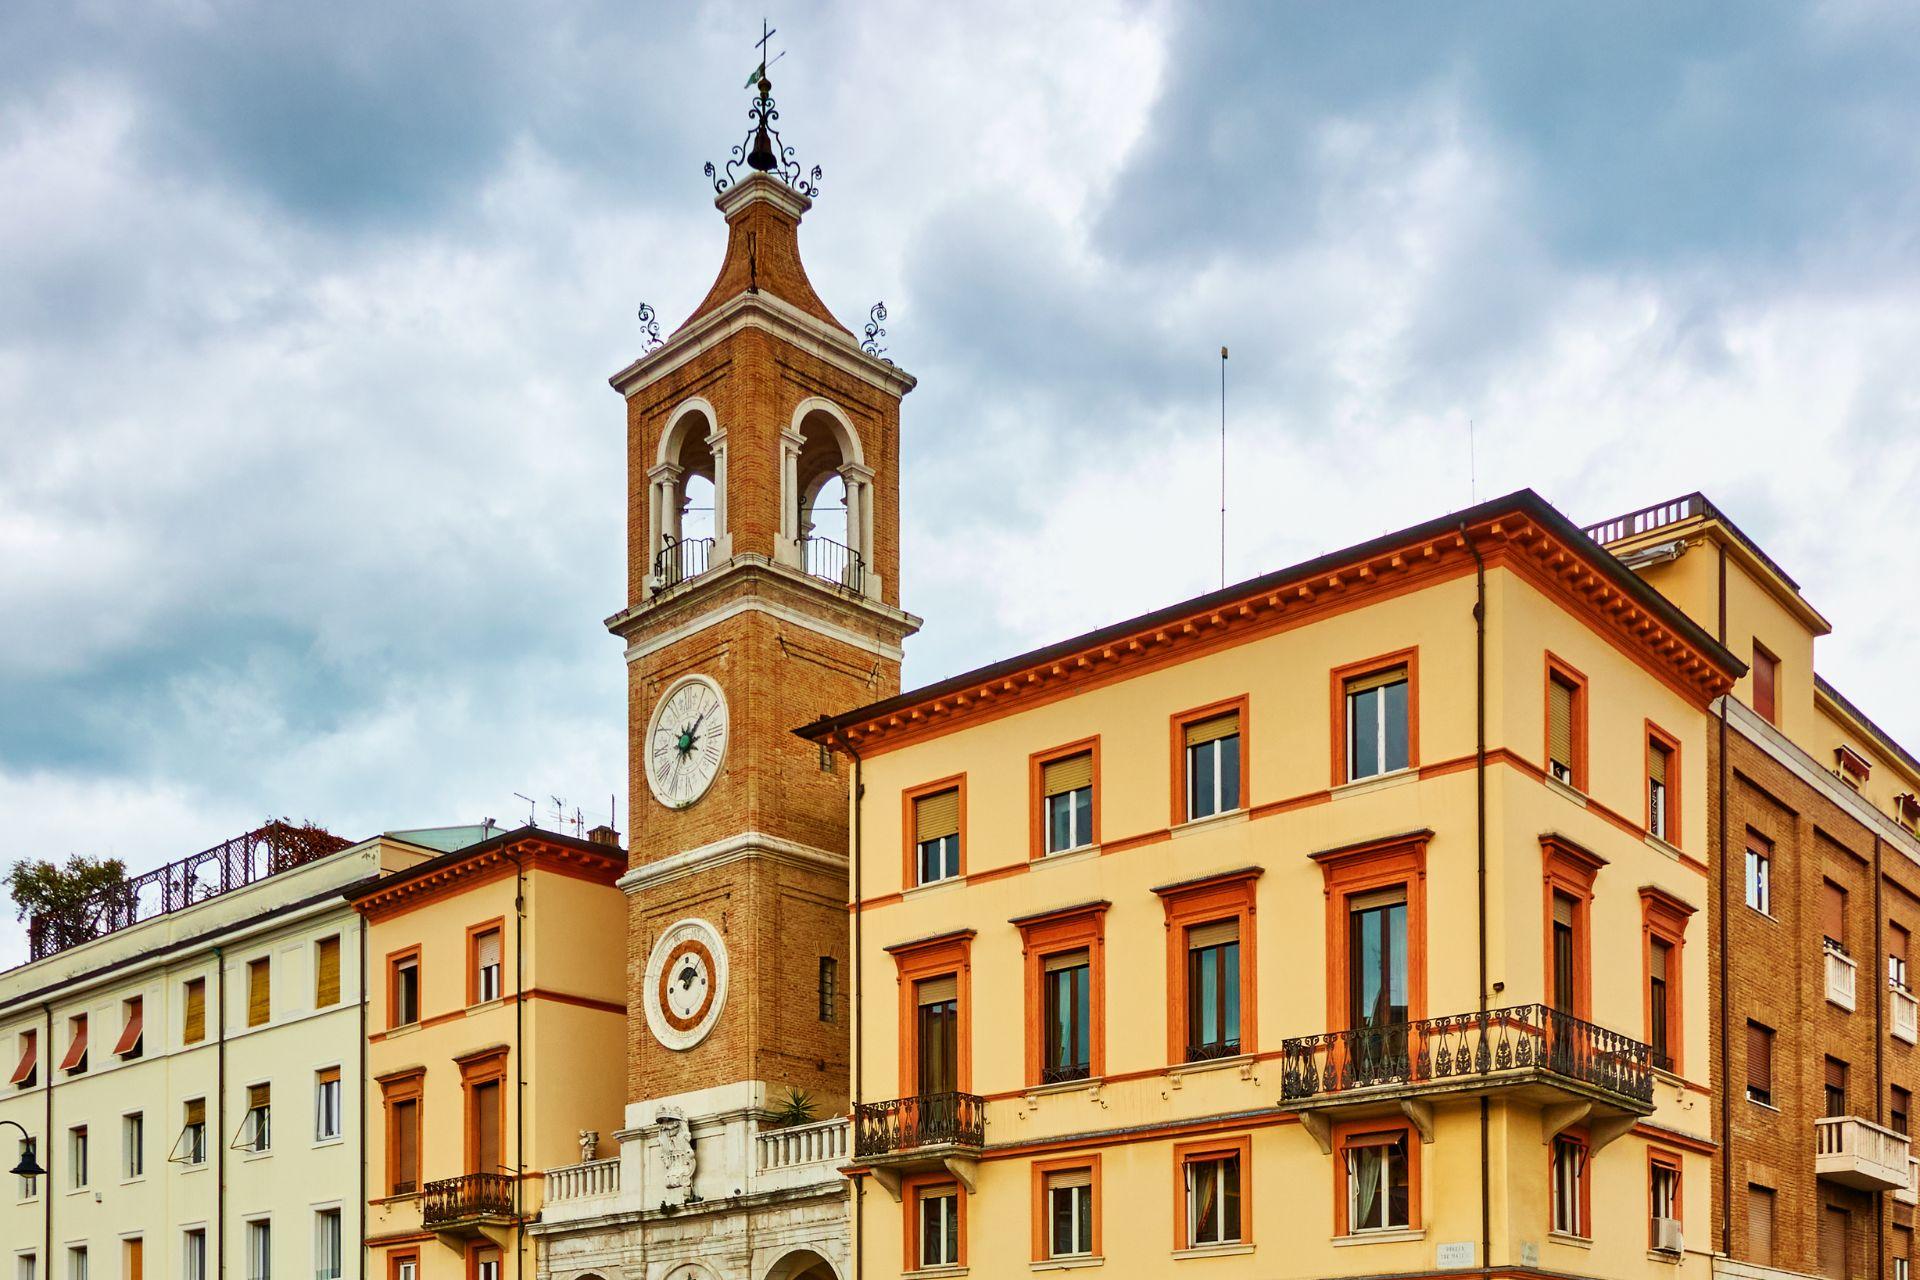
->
637 303 662 353
860 302 889 359
705 77 822 199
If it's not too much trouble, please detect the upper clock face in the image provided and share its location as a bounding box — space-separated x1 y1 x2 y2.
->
646 674 729 809
643 917 728 1051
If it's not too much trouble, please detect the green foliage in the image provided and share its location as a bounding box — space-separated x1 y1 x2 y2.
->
4 854 128 922
769 1087 818 1128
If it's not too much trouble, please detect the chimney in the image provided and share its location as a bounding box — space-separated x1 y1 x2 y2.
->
587 825 622 849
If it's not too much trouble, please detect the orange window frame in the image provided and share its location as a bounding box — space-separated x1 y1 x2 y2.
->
377 1068 424 1197
1172 1133 1252 1250
1329 648 1421 786
386 946 421 1029
1030 1154 1102 1261
1648 1148 1684 1244
1014 902 1108 1086
1332 1116 1422 1237
1751 641 1779 724
385 1251 419 1280
1641 887 1696 1075
463 1242 502 1280
458 1047 509 1175
1312 832 1430 1030
1544 652 1590 791
1029 737 1101 860
901 774 967 889
1154 869 1262 1064
1549 1125 1592 1238
1646 721 1682 845
1169 694 1251 825
1541 834 1605 1020
902 1172 967 1271
465 918 506 1007
888 930 974 1096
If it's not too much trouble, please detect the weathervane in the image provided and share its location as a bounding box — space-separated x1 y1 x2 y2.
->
705 19 822 199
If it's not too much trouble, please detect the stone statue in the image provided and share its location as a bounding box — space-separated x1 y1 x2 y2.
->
656 1106 696 1205
577 1129 598 1162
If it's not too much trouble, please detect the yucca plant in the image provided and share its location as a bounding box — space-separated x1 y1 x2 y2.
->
769 1087 818 1128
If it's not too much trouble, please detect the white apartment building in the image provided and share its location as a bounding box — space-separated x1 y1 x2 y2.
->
1 823 491 1280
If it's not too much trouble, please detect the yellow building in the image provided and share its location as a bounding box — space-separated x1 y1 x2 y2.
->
349 825 626 1280
803 490 1741 1279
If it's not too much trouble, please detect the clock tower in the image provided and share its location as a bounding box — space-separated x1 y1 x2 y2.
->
607 75 918 1137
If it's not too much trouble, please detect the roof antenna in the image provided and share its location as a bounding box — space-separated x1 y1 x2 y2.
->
1219 345 1229 590
513 793 537 828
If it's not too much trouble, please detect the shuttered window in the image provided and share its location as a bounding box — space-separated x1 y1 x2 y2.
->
183 979 206 1045
1824 1057 1848 1118
1822 880 1848 952
1043 753 1092 796
390 1099 420 1194
243 1083 270 1153
1042 752 1094 854
1746 1021 1774 1104
1548 675 1578 784
59 1016 87 1074
314 937 341 1008
10 1031 36 1088
473 928 502 1003
114 998 144 1059
1648 739 1673 840
315 1067 342 1141
1649 940 1672 1069
1748 1186 1774 1265
1753 643 1778 725
471 1079 502 1175
914 788 962 884
246 959 271 1028
1185 710 1243 820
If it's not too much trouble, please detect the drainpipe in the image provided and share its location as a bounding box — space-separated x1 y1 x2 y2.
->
42 1002 53 1273
1716 541 1733 1258
358 919 369 1280
216 946 228 1280
1875 833 1886 1280
514 850 528 1280
842 733 867 1280
1463 523 1491 1271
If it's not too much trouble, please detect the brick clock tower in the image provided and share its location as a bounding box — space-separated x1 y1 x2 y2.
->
543 70 918 1280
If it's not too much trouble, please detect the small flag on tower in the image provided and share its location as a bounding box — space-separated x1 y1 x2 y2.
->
744 61 765 88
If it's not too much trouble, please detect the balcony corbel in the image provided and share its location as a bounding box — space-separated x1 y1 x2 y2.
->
1541 1101 1636 1154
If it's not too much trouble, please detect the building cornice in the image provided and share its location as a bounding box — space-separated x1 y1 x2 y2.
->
349 831 624 921
617 831 845 895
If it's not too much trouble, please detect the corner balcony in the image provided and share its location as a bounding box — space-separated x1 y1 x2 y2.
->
1826 941 1858 1011
1892 980 1918 1045
421 1173 517 1235
850 1092 984 1200
1815 1116 1910 1192
1280 1005 1654 1147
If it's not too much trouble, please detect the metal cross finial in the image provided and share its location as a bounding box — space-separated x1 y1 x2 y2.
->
757 18 777 68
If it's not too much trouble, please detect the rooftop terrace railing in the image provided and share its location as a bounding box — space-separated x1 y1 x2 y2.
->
1581 491 1800 591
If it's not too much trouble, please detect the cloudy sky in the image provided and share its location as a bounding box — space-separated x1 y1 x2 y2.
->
4 1 1919 967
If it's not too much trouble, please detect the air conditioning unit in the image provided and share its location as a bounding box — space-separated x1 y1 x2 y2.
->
1653 1216 1683 1254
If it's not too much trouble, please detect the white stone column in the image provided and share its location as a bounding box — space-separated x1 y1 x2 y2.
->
706 427 730 562
645 462 682 592
841 462 877 597
778 428 805 566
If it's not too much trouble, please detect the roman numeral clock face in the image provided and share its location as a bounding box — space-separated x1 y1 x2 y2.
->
646 675 729 808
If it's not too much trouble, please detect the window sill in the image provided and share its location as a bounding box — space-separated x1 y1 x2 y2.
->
1332 1229 1423 1246
904 877 965 901
1331 769 1416 801
1747 1095 1779 1113
1030 1257 1102 1272
370 1192 421 1205
1023 1076 1101 1102
466 997 507 1014
240 1149 273 1163
119 1175 146 1186
1170 809 1248 840
1172 1244 1252 1260
1647 1248 1684 1265
1034 845 1101 868
1644 833 1683 861
65 1187 92 1197
312 1136 345 1149
1546 1231 1592 1250
1167 1054 1256 1085
904 1268 967 1279
1545 775 1589 808
384 1022 420 1040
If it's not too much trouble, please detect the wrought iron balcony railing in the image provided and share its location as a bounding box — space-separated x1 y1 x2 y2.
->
653 535 714 589
420 1172 516 1227
1280 1004 1654 1110
798 535 864 593
852 1092 985 1159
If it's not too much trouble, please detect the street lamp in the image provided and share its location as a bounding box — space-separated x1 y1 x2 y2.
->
0 1118 45 1178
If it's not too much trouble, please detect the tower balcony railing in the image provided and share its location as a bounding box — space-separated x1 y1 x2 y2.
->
653 535 715 590
851 1092 985 1161
420 1172 516 1231
798 535 864 594
1279 1004 1655 1116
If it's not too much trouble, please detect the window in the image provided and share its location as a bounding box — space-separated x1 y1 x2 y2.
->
1041 950 1091 1083
1342 1128 1411 1234
245 1221 270 1280
1649 1154 1682 1252
1642 885 1693 1075
183 1231 206 1280
115 997 144 1061
1893 1086 1910 1135
470 1247 500 1280
911 785 962 885
314 1210 341 1280
1746 838 1772 914
1649 938 1674 1071
1647 731 1676 842
315 1068 342 1142
66 1248 85 1280
1550 890 1581 1016
1896 1226 1912 1280
123 1111 144 1179
1040 750 1094 855
389 1096 420 1194
1821 1205 1849 1280
1746 1021 1774 1105
470 926 502 1005
59 1015 87 1075
467 1076 502 1175
818 956 838 1022
1822 879 1849 954
1181 708 1242 822
122 1240 141 1280
17 1254 34 1280
1752 641 1778 724
183 978 207 1045
1041 1164 1095 1260
388 1254 418 1280
1551 1133 1588 1238
1545 659 1587 789
1185 920 1241 1062
241 1083 271 1153
1893 923 1911 991
915 976 959 1096
69 1126 87 1189
246 958 271 1028
1344 664 1411 782
1824 1057 1848 1118
10 1030 35 1091
1747 1184 1775 1266
1183 1149 1244 1247
314 937 341 1009
389 952 420 1028
914 1182 961 1269
176 1099 207 1166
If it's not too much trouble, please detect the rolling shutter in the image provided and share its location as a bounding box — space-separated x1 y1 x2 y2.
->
315 937 341 1008
247 959 271 1027
1649 742 1669 787
476 929 502 974
1822 881 1847 947
1042 753 1093 797
1747 1023 1773 1093
186 1099 205 1128
1548 677 1575 770
184 979 206 1044
914 790 959 843
248 1082 270 1110
1047 1166 1093 1190
1187 919 1239 950
1184 713 1239 747
1347 667 1405 696
1043 949 1089 974
916 975 957 1006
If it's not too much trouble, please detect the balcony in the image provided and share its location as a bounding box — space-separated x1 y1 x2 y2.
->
1279 1005 1655 1137
1815 1116 1911 1191
1893 982 1918 1045
755 1117 849 1195
652 535 714 591
798 534 864 594
420 1173 517 1233
542 1156 619 1207
1896 1157 1920 1208
1826 942 1858 1011
850 1093 984 1199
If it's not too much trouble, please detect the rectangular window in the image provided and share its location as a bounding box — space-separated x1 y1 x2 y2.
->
1650 1157 1682 1252
122 1240 141 1280
1747 1021 1774 1105
818 956 838 1023
177 1099 207 1166
243 1083 271 1153
315 1068 342 1142
1041 949 1091 1084
471 1248 500 1280
469 1079 502 1175
915 976 959 1096
1648 737 1674 840
1548 671 1580 785
1748 1185 1775 1266
1041 751 1094 855
390 1255 417 1280
1821 1206 1849 1280
1823 880 1848 953
246 958 271 1028
17 1253 34 1280
10 1030 35 1090
60 1015 87 1075
314 1209 341 1280
184 978 207 1045
1551 891 1579 1016
1551 1134 1588 1237
114 997 144 1060
1343 1130 1410 1233
1346 667 1410 781
1349 888 1409 1031
390 954 420 1028
917 1185 960 1269
1184 712 1241 821
471 927 502 1004
183 1231 206 1280
1894 923 1911 991
67 1248 85 1280
69 1126 87 1189
1896 1227 1912 1280
1045 1167 1094 1259
123 1111 144 1179
1746 840 1772 914
1649 938 1674 1071
1824 1057 1848 1118
914 787 962 885
390 1098 420 1194
1185 1153 1243 1246
1184 920 1241 1062
1752 642 1778 724
245 1221 270 1280
314 937 341 1009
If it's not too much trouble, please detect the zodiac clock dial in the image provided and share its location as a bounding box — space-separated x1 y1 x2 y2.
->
645 674 729 809
643 917 729 1051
